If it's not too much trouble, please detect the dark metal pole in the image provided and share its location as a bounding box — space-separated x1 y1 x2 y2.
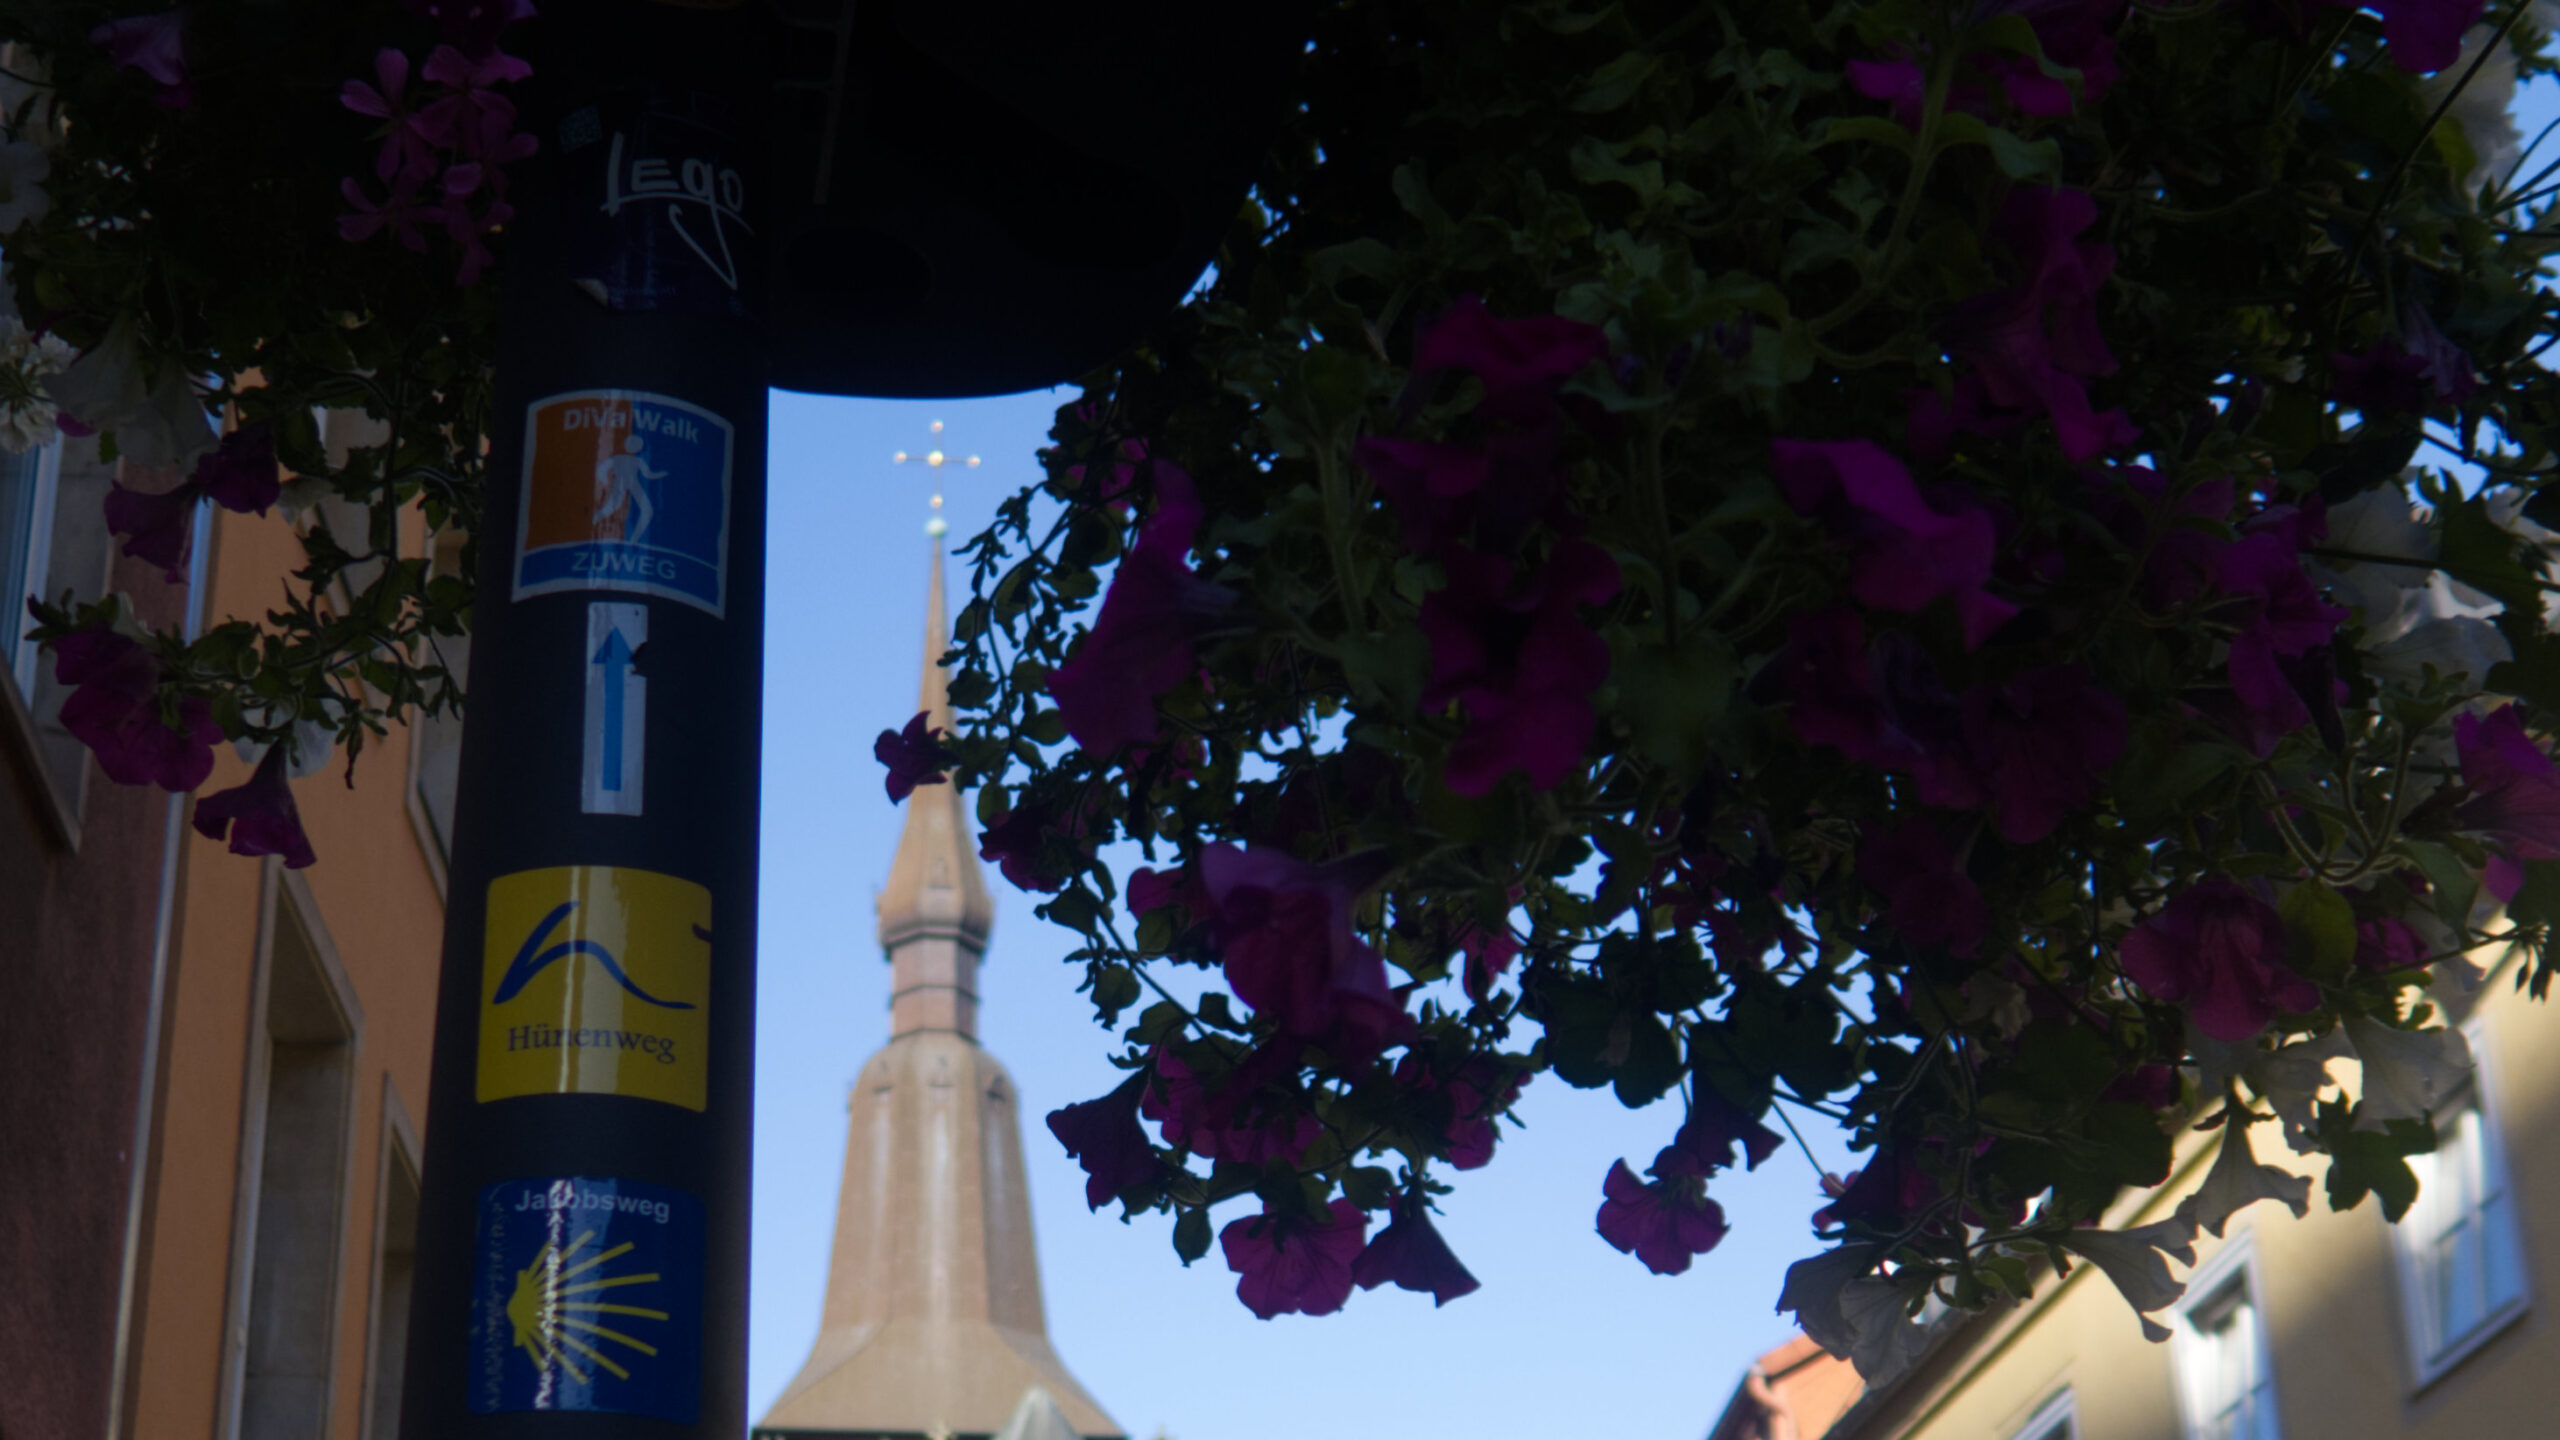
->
403 4 769 1435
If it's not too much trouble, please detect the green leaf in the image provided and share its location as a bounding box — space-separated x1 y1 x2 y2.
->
1173 1206 1212 1265
2504 859 2560 928
2279 881 2358 981
1571 51 1661 113
1816 115 1918 157
1090 964 1142 1025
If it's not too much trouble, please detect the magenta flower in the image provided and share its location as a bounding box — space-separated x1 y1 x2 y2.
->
2356 917 2426 974
1046 1072 1157 1209
1943 187 2131 461
91 13 190 107
1848 55 1927 126
2119 879 2316 1041
2346 0 2485 73
1595 1160 1728 1276
874 710 954 803
339 176 434 252
2454 705 2560 901
1412 295 1609 423
1961 664 2125 843
2330 341 2432 414
190 745 317 868
341 49 446 187
103 480 196 582
1418 540 1619 795
1773 438 2018 648
193 425 281 515
1352 1194 1481 1307
1223 1198 1368 1319
1458 922 1519 1003
1859 817 1986 954
1651 1088 1784 1179
53 629 220 792
1996 0 2126 110
1049 462 1236 758
1199 842 1402 1058
1143 1046 1319 1165
1392 1054 1524 1170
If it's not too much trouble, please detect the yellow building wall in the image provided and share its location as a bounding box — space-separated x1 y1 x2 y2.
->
1856 949 2559 1440
124 495 447 1440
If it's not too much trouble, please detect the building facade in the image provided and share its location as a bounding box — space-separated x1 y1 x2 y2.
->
1728 940 2556 1440
1 421 453 1440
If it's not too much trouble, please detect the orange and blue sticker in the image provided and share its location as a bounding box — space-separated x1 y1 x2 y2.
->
513 390 732 616
469 1176 703 1423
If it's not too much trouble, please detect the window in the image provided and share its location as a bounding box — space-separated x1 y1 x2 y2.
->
2008 1391 2075 1440
2393 1022 2527 1384
0 432 123 836
0 438 58 692
2171 1244 2279 1440
361 1086 420 1440
222 874 363 1440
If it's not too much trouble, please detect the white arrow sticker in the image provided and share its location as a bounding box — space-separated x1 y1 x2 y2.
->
583 601 647 815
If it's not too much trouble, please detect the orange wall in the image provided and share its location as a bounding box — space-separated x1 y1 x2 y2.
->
126 497 447 1440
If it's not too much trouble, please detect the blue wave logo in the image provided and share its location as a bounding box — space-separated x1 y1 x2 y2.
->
493 902 696 1010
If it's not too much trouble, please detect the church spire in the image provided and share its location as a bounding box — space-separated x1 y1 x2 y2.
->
875 533 996 1038
758 458 1121 1440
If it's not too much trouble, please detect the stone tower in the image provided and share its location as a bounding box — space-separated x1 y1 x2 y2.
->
755 545 1120 1440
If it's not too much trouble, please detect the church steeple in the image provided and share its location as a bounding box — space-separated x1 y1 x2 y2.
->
756 461 1120 1440
875 539 996 1037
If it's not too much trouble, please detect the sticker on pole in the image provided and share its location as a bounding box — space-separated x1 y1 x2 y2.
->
469 1176 704 1423
584 602 647 816
514 390 733 616
479 866 711 1111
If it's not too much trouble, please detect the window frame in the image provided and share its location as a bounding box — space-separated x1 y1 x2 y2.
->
2169 1235 2281 1440
2005 1388 2075 1440
2390 1016 2530 1389
0 435 61 696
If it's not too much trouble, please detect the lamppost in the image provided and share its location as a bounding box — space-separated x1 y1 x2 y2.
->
399 4 1302 1437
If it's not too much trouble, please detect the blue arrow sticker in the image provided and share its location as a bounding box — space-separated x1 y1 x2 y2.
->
468 1176 703 1423
583 602 647 815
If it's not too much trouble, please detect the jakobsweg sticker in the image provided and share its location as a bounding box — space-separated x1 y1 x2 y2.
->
470 1176 704 1422
513 390 732 616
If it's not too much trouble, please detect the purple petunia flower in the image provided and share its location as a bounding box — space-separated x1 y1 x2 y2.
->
193 425 282 516
102 480 197 583
1595 1159 1728 1276
1774 438 2019 648
91 13 191 107
1198 843 1403 1060
1143 1045 1319 1165
1412 295 1610 423
2119 879 2315 1042
1960 664 2126 844
2454 705 2560 901
190 744 317 868
1048 461 1236 759
1222 1198 1369 1319
53 628 220 792
1352 1194 1481 1307
1651 1086 1785 1179
1045 1072 1157 1210
1859 816 1987 954
1418 539 1619 796
1942 187 2133 462
873 710 954 803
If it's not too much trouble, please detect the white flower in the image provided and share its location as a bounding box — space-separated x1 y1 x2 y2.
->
2177 1117 2311 1240
2056 1213 2200 1342
2343 1015 2474 1130
1776 1244 1934 1384
2365 572 2512 687
2423 25 2522 193
229 710 335 780
42 317 216 469
0 315 68 453
0 139 45 233
2190 1026 2349 1154
2309 484 2436 625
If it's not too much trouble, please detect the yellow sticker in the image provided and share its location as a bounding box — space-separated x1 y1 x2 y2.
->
479 866 710 1111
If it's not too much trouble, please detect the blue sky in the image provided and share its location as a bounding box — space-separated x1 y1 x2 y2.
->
752 387 1856 1440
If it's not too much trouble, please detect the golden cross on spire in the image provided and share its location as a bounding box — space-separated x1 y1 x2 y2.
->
892 419 979 537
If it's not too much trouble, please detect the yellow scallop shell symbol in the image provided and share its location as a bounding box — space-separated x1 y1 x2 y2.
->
506 1229 669 1384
